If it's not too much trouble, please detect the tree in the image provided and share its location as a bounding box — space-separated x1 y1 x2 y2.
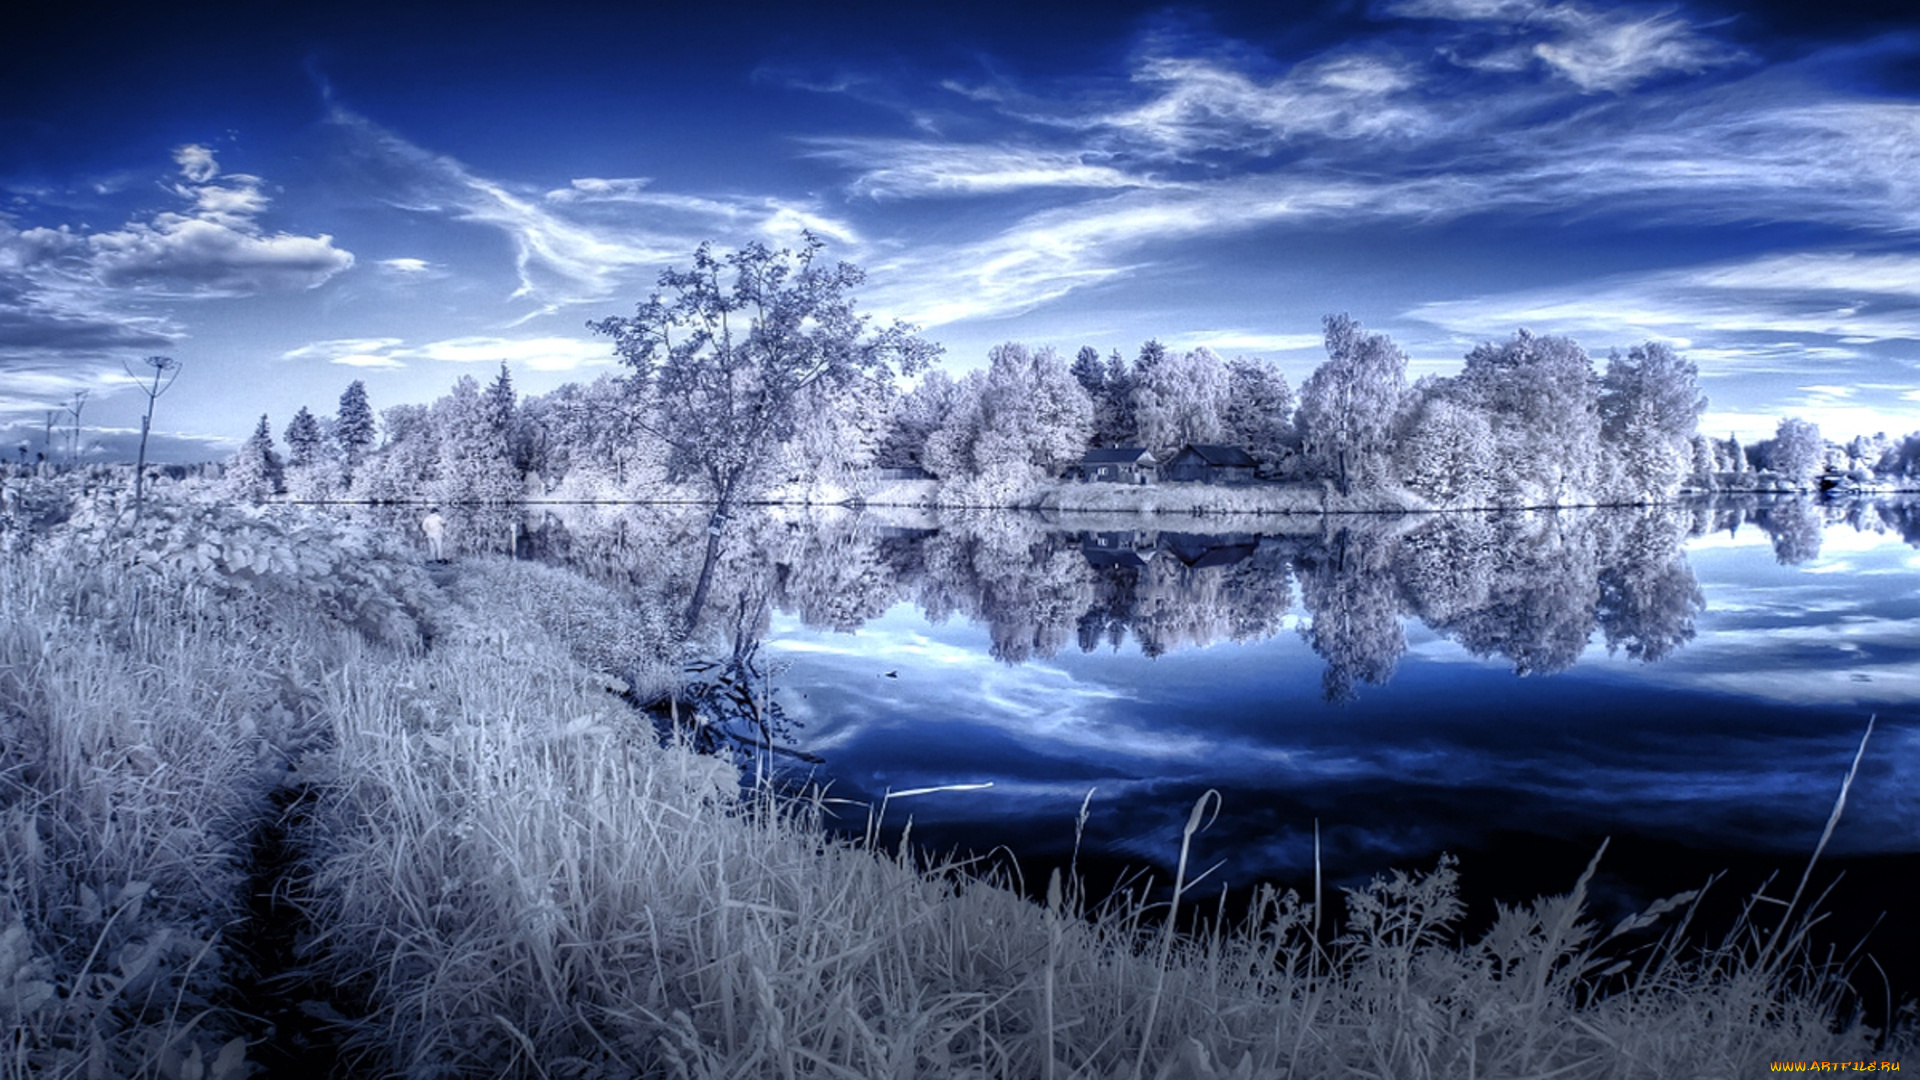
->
877 369 960 470
924 343 1093 499
122 354 181 523
1770 417 1824 484
1223 355 1294 470
589 235 939 631
1295 314 1407 494
1100 349 1136 446
284 407 324 469
1598 341 1706 501
334 380 377 488
1454 328 1600 504
282 405 333 499
1070 346 1105 399
1131 346 1230 457
431 376 521 504
226 414 283 503
1393 386 1495 505
64 390 89 462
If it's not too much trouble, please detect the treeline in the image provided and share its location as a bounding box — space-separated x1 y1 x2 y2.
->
234 316 1920 507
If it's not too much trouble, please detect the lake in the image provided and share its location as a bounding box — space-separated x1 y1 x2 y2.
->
425 495 1920 1000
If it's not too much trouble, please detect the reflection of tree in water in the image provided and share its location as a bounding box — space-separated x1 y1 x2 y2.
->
1876 498 1920 547
1754 499 1823 565
1596 507 1705 663
920 514 1096 663
1435 513 1604 677
473 500 1731 704
1298 527 1406 703
766 518 906 633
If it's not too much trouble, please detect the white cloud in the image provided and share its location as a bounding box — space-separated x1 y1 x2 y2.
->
282 337 408 369
1531 10 1737 92
805 140 1158 199
283 333 614 374
1390 0 1743 92
1168 330 1327 353
379 257 434 274
406 334 613 372
1100 53 1434 157
9 145 353 299
172 144 219 184
1405 249 1920 350
331 112 871 314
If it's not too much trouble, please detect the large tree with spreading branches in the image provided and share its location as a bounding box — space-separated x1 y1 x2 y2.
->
589 234 940 630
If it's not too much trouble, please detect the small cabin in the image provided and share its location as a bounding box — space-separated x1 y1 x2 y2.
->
1163 444 1257 485
1081 530 1159 568
1077 447 1158 484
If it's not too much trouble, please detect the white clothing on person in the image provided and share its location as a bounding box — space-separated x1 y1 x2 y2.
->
421 511 447 562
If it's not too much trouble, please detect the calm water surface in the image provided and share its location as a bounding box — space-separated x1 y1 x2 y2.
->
459 495 1916 993
743 498 1919 991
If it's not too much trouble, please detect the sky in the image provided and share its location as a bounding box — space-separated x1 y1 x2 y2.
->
5 0 1920 463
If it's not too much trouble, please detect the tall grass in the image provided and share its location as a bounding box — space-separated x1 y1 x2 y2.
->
294 559 1915 1078
0 540 319 1077
6 482 1912 1077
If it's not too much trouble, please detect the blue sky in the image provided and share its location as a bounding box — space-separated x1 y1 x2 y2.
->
5 0 1920 462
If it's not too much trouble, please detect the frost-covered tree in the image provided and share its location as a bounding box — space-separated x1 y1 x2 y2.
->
1721 433 1747 474
924 343 1092 500
1100 349 1136 447
1132 346 1230 457
1295 314 1407 494
281 406 335 500
432 375 521 504
1223 355 1294 470
1393 386 1496 505
877 369 961 469
226 414 284 503
1598 342 1707 501
354 403 440 502
589 235 938 628
1769 417 1824 484
1455 329 1600 504
1689 434 1716 489
1070 346 1105 399
284 407 323 469
782 368 894 493
334 380 377 489
1878 432 1920 480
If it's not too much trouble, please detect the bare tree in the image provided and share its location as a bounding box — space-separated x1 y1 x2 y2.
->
64 390 89 463
123 355 182 523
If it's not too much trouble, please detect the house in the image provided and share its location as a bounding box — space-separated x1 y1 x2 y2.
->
1162 444 1258 485
1077 447 1158 484
1081 530 1159 568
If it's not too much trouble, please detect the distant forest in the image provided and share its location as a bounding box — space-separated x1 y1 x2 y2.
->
227 315 1920 508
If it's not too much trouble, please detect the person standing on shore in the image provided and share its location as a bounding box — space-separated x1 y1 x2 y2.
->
421 508 447 563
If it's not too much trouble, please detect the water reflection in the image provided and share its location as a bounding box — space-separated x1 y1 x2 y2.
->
350 494 1913 703
328 494 1920 1001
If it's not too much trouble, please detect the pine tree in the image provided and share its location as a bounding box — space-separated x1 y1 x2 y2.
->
335 380 377 486
226 414 284 503
485 363 516 440
284 407 324 469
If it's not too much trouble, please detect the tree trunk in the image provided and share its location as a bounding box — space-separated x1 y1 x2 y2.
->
682 472 740 634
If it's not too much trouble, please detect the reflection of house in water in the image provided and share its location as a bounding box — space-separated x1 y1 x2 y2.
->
1076 447 1158 484
1080 530 1160 568
1161 531 1259 568
1163 444 1257 484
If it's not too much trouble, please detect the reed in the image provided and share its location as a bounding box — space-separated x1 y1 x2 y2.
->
4 484 1912 1077
295 560 1914 1077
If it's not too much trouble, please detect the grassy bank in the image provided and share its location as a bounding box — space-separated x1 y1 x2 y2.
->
2 481 1912 1077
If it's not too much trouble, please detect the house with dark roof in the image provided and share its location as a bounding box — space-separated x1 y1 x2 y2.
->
1076 447 1158 484
1162 444 1258 484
